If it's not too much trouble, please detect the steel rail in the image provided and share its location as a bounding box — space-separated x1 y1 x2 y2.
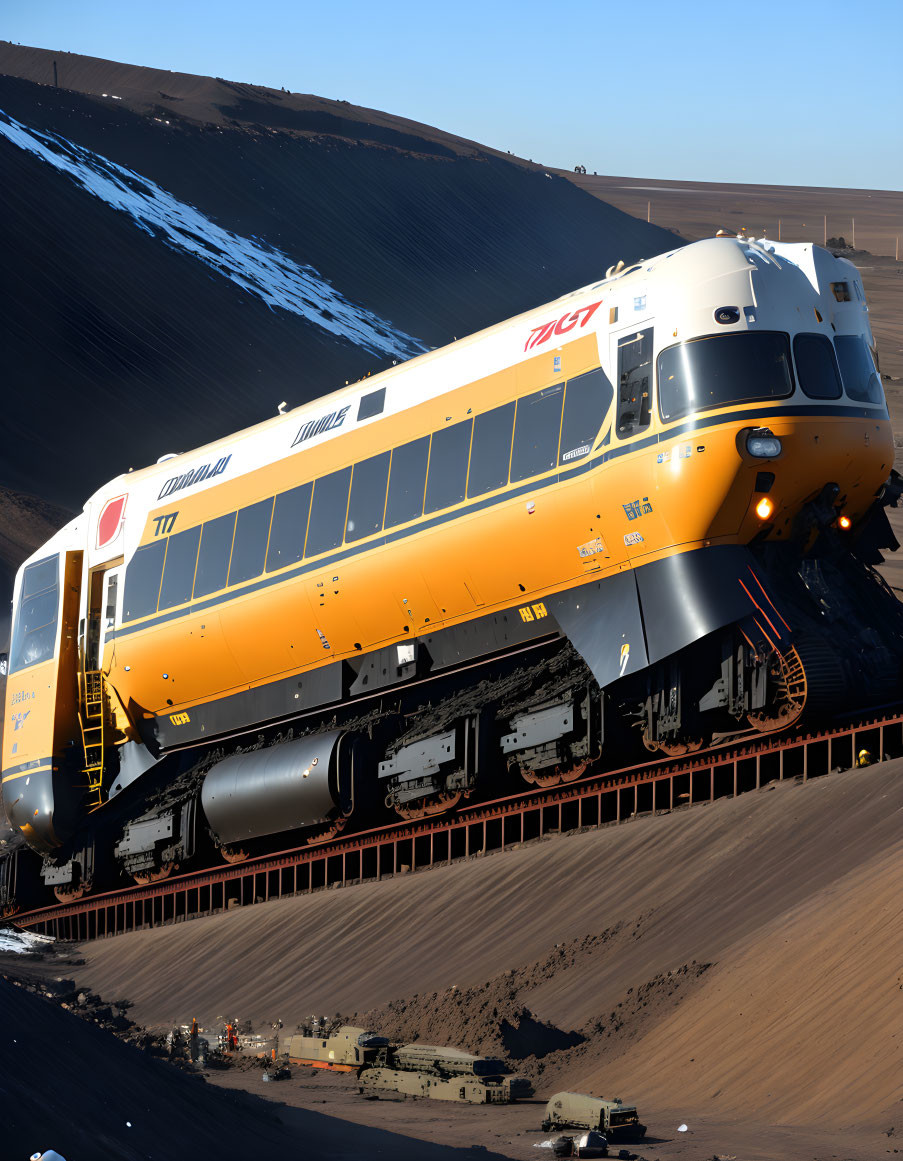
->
14 708 903 942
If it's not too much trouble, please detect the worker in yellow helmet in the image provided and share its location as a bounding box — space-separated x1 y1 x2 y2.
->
857 749 872 768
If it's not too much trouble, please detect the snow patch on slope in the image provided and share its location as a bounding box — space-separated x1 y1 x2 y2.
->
0 110 426 360
0 924 55 955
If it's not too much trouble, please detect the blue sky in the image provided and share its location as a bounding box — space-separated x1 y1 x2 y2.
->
4 0 901 189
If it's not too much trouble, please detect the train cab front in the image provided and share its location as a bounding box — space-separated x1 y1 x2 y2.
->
604 237 900 754
642 238 893 554
2 551 83 856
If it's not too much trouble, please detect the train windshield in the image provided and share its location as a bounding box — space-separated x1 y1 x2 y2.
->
9 554 60 673
834 335 884 404
658 331 794 423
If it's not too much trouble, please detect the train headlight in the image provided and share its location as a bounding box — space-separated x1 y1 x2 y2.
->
746 430 782 458
838 514 852 529
755 497 774 520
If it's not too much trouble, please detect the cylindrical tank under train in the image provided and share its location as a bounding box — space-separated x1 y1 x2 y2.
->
3 234 903 907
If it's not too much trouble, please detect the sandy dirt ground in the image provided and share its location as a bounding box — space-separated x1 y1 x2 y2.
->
45 758 902 1161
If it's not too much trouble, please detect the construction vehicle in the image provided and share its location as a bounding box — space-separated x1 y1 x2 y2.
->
542 1092 646 1140
279 1022 389 1071
359 1043 532 1104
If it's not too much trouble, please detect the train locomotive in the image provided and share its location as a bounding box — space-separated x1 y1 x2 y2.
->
3 234 902 906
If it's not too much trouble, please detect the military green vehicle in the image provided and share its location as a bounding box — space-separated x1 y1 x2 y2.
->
359 1044 533 1104
278 1024 389 1071
542 1092 646 1140
360 1066 530 1103
393 1043 508 1077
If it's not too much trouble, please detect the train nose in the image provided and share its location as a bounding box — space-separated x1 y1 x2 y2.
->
2 766 62 853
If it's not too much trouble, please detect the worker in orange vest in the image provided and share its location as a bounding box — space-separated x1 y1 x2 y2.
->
226 1021 238 1052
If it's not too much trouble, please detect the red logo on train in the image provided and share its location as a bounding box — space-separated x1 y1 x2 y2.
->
524 300 602 352
97 494 127 549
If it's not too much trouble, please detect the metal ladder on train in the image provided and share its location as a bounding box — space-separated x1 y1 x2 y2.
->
79 669 107 808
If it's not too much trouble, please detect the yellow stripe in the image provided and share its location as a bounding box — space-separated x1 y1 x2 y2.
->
2 764 52 784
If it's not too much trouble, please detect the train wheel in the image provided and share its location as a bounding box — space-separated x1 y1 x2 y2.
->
393 789 463 821
53 883 87 904
746 644 808 733
641 732 704 758
306 817 349 846
520 761 588 789
219 845 249 864
132 862 178 886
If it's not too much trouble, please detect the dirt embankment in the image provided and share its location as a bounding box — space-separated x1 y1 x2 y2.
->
70 759 902 1138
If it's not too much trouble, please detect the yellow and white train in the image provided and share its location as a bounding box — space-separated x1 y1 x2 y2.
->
3 234 901 900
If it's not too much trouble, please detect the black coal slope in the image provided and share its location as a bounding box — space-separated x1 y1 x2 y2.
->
0 51 681 521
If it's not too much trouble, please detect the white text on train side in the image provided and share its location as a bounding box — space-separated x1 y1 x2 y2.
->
157 454 232 500
524 301 602 352
292 405 351 447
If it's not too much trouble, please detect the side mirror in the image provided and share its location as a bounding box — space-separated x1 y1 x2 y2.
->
0 653 7 677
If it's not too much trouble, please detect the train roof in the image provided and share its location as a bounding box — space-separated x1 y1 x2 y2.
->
82 240 691 505
28 233 866 572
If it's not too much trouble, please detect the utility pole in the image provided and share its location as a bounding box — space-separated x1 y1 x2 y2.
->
852 218 855 248
647 200 651 223
778 219 782 241
824 215 827 246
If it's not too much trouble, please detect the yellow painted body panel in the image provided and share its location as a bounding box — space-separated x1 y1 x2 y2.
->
105 395 892 722
2 552 82 848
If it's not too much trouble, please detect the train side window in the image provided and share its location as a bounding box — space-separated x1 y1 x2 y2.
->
9 554 60 671
467 402 515 497
229 498 274 585
793 333 843 400
835 335 884 404
158 526 201 609
357 387 386 421
385 436 430 528
559 368 614 465
510 385 564 482
305 467 352 557
424 419 473 513
616 330 653 438
122 541 166 621
346 452 390 542
266 483 312 572
193 513 237 598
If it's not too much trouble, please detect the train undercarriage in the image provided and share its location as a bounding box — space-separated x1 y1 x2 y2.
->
5 521 903 913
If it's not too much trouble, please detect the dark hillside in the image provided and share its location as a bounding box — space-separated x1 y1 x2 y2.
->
0 45 680 521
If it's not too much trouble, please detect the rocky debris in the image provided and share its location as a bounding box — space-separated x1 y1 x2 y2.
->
826 236 872 259
355 913 712 1090
581 961 713 1042
355 976 575 1063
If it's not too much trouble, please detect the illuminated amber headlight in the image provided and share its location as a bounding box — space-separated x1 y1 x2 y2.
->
755 497 775 520
747 431 782 458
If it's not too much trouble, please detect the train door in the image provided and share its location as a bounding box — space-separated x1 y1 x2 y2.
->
611 326 654 440
98 568 120 672
84 561 122 673
609 325 666 561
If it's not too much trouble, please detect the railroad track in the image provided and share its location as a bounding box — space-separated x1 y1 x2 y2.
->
15 708 903 943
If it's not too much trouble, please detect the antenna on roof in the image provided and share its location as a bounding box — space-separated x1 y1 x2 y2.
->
277 401 287 414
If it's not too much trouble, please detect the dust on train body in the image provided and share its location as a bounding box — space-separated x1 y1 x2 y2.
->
3 235 901 902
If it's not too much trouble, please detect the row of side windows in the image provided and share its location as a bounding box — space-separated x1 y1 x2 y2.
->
122 368 613 622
